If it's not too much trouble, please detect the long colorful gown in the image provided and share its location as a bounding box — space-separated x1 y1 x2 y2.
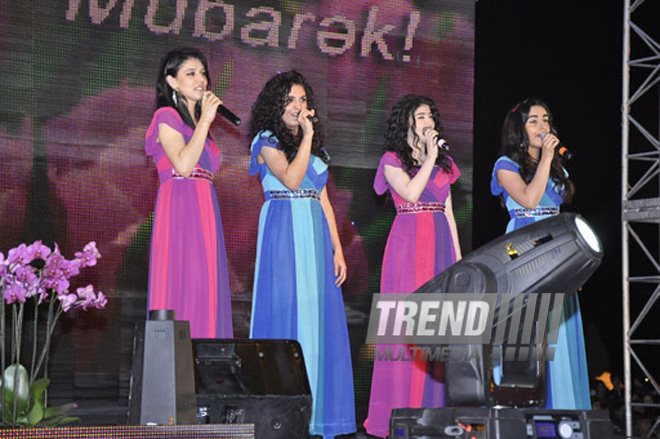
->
145 107 233 338
248 131 356 439
365 151 460 438
490 155 590 409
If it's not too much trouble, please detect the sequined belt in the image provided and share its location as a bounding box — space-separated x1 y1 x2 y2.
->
514 206 560 218
172 168 214 183
396 202 445 214
265 189 321 201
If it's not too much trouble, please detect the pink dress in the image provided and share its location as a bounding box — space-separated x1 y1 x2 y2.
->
365 151 460 438
145 107 233 338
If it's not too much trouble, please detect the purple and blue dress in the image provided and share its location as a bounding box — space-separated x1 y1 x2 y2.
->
248 131 356 439
365 151 460 438
491 155 590 409
145 107 233 338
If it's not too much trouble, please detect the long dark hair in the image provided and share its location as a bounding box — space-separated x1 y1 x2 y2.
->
248 70 327 163
156 47 211 130
385 94 453 175
500 98 574 202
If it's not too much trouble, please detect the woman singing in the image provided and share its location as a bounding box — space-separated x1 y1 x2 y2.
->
491 98 589 409
248 70 356 439
366 94 461 438
145 47 233 338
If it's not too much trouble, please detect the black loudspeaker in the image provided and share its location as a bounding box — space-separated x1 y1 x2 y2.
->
128 310 197 425
193 339 312 439
390 407 618 439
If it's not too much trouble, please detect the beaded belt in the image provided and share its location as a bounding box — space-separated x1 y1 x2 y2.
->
265 189 321 201
172 168 214 183
514 206 560 218
396 202 445 214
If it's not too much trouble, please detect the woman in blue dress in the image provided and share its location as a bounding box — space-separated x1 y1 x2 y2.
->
490 98 590 409
248 70 356 438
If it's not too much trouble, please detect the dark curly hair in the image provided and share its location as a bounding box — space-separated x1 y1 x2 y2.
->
248 70 327 163
155 47 211 130
385 94 453 175
500 98 574 202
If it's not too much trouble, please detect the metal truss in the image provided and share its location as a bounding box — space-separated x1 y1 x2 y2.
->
622 0 660 436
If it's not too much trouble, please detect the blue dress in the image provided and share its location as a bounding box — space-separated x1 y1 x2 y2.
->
491 156 591 409
249 131 356 438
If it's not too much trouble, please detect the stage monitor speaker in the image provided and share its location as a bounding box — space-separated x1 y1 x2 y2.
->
128 310 197 425
390 407 618 439
192 339 312 439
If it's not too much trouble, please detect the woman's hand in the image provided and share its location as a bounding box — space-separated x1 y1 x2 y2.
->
297 108 315 138
422 127 440 163
199 91 222 125
333 250 347 287
540 132 560 159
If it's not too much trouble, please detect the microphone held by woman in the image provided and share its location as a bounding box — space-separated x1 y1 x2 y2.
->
540 132 572 159
216 105 241 125
422 126 450 151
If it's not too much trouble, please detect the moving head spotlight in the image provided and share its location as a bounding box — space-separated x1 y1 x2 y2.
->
413 212 603 407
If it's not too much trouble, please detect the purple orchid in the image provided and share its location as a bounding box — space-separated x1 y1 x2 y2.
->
59 293 78 312
73 285 107 311
75 285 96 310
25 240 52 262
7 243 29 266
1 240 107 308
75 241 101 268
14 265 39 298
93 291 107 309
41 272 70 296
0 252 7 277
60 258 81 279
4 281 27 304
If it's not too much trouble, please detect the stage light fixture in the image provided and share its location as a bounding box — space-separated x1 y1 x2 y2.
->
412 212 603 407
575 216 601 253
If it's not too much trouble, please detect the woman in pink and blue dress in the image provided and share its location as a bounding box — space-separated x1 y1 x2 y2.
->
366 94 462 438
248 70 356 439
145 47 233 338
491 98 589 409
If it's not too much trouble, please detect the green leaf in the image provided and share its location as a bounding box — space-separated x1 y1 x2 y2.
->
39 414 80 426
25 398 45 426
2 364 30 406
30 378 50 407
3 388 16 420
44 402 77 420
1 365 30 418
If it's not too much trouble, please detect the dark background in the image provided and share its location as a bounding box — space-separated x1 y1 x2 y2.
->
474 0 624 378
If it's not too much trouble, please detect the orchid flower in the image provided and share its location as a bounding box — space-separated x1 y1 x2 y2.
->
75 241 101 268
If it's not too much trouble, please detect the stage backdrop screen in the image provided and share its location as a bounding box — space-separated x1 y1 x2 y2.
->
0 0 474 423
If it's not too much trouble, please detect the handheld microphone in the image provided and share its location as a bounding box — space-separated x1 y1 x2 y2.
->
217 105 241 126
540 132 572 160
422 127 450 151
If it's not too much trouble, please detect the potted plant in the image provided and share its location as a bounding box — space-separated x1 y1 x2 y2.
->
0 240 106 427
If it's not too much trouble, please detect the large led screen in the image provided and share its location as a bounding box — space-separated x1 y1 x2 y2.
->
0 0 474 423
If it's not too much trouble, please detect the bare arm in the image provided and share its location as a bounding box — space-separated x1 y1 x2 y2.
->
258 109 316 191
320 187 347 286
496 134 559 209
158 93 221 177
444 192 462 261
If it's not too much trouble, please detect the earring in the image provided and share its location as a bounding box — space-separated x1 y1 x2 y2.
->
172 90 178 105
